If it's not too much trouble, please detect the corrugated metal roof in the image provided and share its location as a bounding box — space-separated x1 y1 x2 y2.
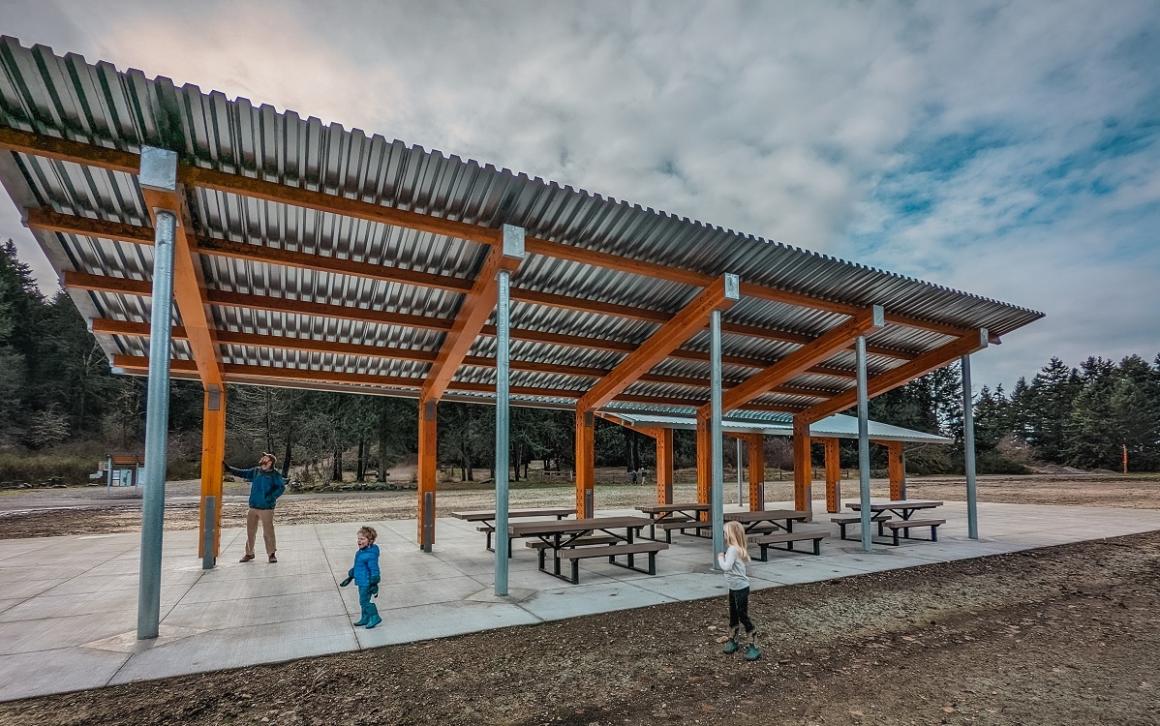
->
0 37 1044 413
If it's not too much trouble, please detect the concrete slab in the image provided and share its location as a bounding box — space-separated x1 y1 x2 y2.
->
0 501 1158 701
0 648 130 701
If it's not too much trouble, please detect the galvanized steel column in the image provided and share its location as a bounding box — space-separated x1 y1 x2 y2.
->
494 224 523 597
855 335 873 553
710 309 725 565
137 198 177 639
962 354 979 540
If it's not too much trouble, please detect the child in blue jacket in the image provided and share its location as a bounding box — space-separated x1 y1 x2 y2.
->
340 526 382 628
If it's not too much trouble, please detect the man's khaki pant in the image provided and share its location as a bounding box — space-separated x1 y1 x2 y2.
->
245 508 276 556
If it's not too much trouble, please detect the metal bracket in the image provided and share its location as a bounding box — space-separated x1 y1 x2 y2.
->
139 146 178 192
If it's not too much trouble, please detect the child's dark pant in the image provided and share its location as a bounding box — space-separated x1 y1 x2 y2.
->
728 587 755 633
358 585 378 621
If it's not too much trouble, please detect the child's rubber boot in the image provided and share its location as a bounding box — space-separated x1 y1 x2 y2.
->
353 613 369 627
722 627 740 655
365 605 382 630
743 630 761 661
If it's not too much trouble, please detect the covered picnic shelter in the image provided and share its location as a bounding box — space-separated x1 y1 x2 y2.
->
0 37 1042 638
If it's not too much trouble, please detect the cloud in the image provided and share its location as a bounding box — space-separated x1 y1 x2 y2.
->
0 0 1156 389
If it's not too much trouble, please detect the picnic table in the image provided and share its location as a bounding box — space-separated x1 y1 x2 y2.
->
508 516 664 584
450 507 575 554
724 509 810 534
635 502 709 542
846 500 945 545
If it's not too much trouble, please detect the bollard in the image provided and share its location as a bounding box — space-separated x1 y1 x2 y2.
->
201 496 217 570
421 491 434 553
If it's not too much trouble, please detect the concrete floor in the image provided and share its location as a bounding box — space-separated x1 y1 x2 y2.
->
2 499 1159 701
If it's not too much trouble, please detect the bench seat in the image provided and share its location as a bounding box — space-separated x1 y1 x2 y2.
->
831 513 891 541
545 541 668 584
748 530 826 559
882 518 945 545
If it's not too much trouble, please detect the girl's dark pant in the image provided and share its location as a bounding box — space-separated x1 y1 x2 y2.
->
728 587 755 633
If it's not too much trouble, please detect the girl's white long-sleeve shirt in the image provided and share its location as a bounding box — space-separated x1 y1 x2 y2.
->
717 545 750 590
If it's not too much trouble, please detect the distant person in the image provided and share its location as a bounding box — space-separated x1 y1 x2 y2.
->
718 520 760 661
224 452 286 563
340 526 382 628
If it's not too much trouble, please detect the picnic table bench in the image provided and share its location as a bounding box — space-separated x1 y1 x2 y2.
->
635 502 709 542
831 513 893 541
846 501 945 545
450 507 575 554
748 529 828 560
508 516 664 584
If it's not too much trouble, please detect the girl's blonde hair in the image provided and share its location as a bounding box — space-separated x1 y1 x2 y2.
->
358 526 378 543
723 521 750 561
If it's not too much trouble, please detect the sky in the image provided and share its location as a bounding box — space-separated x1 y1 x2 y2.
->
0 0 1157 390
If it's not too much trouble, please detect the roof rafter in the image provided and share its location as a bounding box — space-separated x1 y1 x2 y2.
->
703 306 884 417
26 208 919 360
577 274 740 412
800 329 990 422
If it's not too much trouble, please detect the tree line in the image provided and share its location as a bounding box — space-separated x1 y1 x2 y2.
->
1 240 1157 482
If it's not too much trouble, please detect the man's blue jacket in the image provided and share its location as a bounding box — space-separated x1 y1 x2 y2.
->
226 464 285 510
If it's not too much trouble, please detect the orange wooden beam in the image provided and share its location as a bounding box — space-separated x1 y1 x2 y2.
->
746 433 764 511
577 274 740 412
695 412 711 519
1 127 988 342
416 398 437 549
421 228 524 403
70 271 849 380
886 440 905 500
824 437 841 513
29 209 920 361
198 388 226 558
655 428 674 505
575 410 595 517
801 329 990 423
793 416 812 515
705 305 883 418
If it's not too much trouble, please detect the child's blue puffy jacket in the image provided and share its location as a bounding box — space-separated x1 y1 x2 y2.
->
226 465 285 510
348 543 381 586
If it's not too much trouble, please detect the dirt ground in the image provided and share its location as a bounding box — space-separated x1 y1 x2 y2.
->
3 529 1159 725
1 473 1158 540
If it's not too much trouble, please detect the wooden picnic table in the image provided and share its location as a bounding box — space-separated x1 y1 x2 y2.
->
847 500 942 521
725 509 810 534
635 502 709 541
450 507 575 553
508 516 661 583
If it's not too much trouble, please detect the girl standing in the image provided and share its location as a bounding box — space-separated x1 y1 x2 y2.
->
718 520 759 661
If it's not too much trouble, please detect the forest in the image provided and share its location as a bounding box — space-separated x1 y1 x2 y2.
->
1 239 1158 484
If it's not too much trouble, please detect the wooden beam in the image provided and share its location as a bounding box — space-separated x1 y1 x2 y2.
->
655 428 674 505
198 388 226 559
800 329 990 422
137 158 223 389
824 438 841 513
29 208 919 359
705 306 884 417
0 128 988 341
747 433 764 511
417 399 437 549
886 440 905 500
575 410 595 518
793 417 812 516
421 229 523 403
577 274 740 412
695 412 711 520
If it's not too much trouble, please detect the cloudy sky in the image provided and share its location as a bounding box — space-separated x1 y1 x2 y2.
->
1 0 1157 389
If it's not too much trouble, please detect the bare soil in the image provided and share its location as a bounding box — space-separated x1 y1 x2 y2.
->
1 472 1158 540
2 529 1159 725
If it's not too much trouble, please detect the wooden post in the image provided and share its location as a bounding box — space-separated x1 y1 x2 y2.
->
696 412 711 520
575 410 595 517
824 438 841 513
417 398 437 549
655 428 674 505
197 386 226 559
792 416 812 516
1122 444 1128 475
887 441 905 500
747 434 764 511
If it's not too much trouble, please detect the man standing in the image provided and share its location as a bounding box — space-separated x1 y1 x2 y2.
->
225 453 286 563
